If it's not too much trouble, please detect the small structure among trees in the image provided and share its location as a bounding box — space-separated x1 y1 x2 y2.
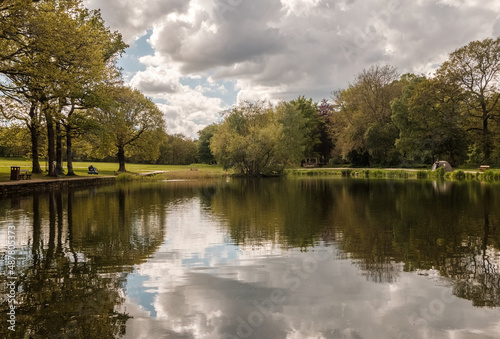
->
431 160 453 172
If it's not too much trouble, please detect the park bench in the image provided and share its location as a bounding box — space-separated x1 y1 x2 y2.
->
479 165 490 172
20 169 32 180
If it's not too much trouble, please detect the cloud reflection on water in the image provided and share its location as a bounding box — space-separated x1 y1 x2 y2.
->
122 190 500 339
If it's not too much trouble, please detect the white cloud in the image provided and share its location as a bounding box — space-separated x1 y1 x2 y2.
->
130 66 182 95
280 0 322 16
156 91 225 138
84 0 189 42
128 63 226 138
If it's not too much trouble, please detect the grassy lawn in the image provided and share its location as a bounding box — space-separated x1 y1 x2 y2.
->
0 157 225 182
3 158 498 182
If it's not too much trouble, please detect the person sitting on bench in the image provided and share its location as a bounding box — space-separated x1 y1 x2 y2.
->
88 165 98 175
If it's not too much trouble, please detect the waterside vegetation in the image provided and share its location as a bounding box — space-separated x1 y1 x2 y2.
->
286 167 500 182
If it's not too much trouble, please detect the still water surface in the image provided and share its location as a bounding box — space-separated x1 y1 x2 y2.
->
1 178 500 338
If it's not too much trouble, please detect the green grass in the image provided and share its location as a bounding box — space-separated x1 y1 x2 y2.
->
2 157 500 182
0 157 226 182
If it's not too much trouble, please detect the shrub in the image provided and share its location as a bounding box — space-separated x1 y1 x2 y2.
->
115 173 138 182
450 170 465 180
464 172 478 180
341 169 352 177
416 170 428 179
480 169 497 181
434 167 445 178
371 170 384 177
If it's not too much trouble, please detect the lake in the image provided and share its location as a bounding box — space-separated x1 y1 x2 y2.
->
1 178 500 338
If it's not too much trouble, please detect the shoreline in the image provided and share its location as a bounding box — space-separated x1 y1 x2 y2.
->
1 166 499 198
286 168 500 182
0 176 116 197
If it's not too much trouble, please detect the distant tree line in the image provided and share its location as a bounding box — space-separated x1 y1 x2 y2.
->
198 37 500 174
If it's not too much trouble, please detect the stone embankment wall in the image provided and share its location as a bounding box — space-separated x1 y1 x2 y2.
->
0 177 116 197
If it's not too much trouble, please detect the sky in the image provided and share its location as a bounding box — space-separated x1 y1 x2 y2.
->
83 0 500 139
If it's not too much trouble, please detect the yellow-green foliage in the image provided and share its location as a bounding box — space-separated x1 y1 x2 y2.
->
116 169 228 182
449 170 465 180
115 173 138 182
163 170 228 180
433 167 445 178
416 170 429 179
286 169 342 176
210 101 306 176
370 169 385 177
480 170 500 181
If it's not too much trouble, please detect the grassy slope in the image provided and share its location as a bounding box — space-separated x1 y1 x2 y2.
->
0 158 225 181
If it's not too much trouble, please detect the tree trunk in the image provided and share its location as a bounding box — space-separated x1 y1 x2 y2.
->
28 103 43 173
117 146 126 172
65 104 76 176
56 121 63 175
44 104 57 177
30 127 43 173
66 125 75 175
482 114 490 163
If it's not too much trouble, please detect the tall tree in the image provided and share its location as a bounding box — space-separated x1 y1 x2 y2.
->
437 37 500 163
1 0 43 172
392 74 468 165
92 85 165 172
197 124 218 164
316 99 335 164
1 0 126 176
210 101 304 176
57 7 126 175
289 96 320 162
332 65 402 166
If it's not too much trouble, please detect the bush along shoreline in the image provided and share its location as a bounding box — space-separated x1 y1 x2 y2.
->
286 168 500 182
115 170 230 182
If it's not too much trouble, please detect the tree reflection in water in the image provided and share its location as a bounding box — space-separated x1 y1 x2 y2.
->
208 178 500 306
0 178 499 338
444 186 500 307
0 183 173 338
